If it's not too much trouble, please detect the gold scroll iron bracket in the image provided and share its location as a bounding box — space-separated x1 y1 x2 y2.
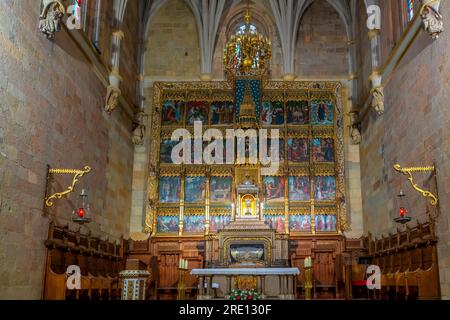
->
393 164 438 206
44 166 92 207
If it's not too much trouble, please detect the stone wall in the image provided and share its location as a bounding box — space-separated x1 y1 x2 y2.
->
120 0 139 104
0 0 137 299
144 0 201 80
296 0 349 79
359 2 450 298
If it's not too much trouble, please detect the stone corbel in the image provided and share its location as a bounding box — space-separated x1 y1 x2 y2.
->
370 87 384 116
105 71 122 113
420 0 444 39
369 72 384 116
348 111 361 145
132 111 147 145
39 1 65 39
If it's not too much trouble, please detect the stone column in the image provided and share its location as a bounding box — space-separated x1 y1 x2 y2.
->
226 276 232 296
260 276 266 299
198 276 205 299
205 276 213 299
205 172 211 235
179 173 185 236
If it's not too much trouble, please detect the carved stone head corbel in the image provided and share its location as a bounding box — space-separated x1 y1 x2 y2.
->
105 85 121 113
39 1 65 39
348 111 361 145
371 87 384 116
421 0 444 39
132 111 147 145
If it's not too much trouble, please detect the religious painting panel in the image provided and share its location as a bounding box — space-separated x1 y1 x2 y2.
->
210 177 232 202
261 101 284 125
314 176 336 201
263 176 285 202
210 215 232 233
157 216 180 234
312 138 335 162
315 215 337 232
311 100 334 125
183 215 206 233
288 138 309 163
211 101 234 125
263 214 286 233
288 176 311 201
185 176 206 203
287 101 310 125
267 139 285 161
189 140 210 164
186 101 208 125
160 140 178 164
290 215 311 232
206 139 227 163
158 177 181 203
162 100 184 126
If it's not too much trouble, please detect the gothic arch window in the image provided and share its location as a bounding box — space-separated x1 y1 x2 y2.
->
236 22 258 35
403 0 421 24
71 0 88 29
407 0 415 21
90 0 102 51
71 0 102 52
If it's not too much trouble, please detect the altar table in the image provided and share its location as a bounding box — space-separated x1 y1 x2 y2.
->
191 268 300 300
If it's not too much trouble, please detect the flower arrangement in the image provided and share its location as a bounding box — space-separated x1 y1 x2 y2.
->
226 288 262 301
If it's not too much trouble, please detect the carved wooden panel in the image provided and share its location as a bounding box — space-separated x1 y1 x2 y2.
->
158 253 180 289
313 252 335 286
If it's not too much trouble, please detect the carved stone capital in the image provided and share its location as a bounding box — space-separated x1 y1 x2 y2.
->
282 74 296 81
371 87 384 116
421 1 444 39
200 73 213 81
105 85 121 113
39 1 65 39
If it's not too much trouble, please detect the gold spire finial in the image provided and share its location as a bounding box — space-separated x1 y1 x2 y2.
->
245 9 251 25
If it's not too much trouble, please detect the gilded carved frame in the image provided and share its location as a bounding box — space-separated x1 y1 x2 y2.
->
145 81 348 236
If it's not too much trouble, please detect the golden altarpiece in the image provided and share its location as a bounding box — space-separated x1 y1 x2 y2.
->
135 77 349 297
134 12 350 299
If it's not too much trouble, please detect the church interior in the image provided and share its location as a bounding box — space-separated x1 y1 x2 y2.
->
0 0 449 301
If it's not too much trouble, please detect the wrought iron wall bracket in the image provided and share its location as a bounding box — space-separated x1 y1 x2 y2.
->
44 166 92 207
394 164 438 206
